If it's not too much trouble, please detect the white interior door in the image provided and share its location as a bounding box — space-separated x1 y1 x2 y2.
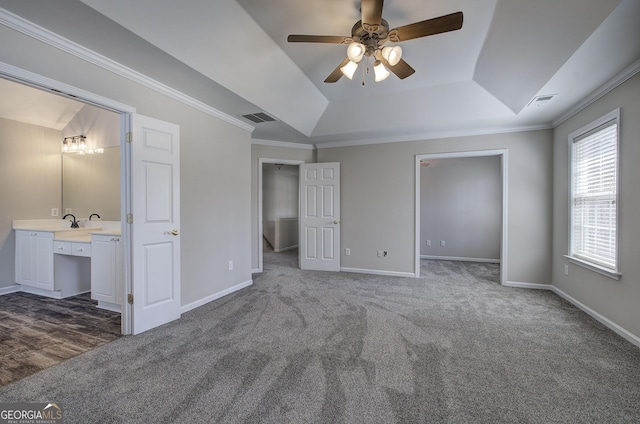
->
300 162 340 271
131 114 181 335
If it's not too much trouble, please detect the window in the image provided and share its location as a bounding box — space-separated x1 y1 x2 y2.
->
568 109 620 278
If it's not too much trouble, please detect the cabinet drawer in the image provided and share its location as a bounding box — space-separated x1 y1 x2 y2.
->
53 241 91 257
71 242 91 257
53 241 71 255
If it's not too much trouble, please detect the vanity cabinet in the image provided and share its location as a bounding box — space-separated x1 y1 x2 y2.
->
91 234 122 312
15 230 54 290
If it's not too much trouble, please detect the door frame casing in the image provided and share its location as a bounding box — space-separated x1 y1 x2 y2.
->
257 158 304 273
0 62 136 334
415 149 508 284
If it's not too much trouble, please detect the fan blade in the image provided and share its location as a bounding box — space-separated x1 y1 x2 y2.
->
324 58 351 83
287 35 349 44
392 11 463 42
380 57 415 80
361 0 384 25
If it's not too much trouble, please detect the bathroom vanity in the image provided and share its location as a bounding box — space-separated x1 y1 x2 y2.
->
14 220 122 312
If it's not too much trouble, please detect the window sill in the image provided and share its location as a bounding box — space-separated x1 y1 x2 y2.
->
564 255 621 280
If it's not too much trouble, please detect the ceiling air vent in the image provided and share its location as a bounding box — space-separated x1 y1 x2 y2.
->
241 112 277 123
527 93 558 108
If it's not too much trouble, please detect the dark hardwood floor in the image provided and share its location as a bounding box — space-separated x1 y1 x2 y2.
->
0 291 121 387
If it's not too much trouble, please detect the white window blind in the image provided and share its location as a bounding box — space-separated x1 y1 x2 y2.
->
570 118 618 270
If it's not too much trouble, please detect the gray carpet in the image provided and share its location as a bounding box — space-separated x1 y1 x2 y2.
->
1 251 639 423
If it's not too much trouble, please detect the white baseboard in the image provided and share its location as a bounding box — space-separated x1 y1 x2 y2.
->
504 281 552 290
505 281 640 348
421 255 500 263
274 244 298 253
0 284 21 295
180 279 253 314
251 268 261 274
341 267 417 278
550 285 640 348
18 285 63 299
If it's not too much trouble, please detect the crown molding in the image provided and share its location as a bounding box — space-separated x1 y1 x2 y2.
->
0 8 254 133
0 61 136 113
314 124 552 149
552 58 640 128
251 138 315 150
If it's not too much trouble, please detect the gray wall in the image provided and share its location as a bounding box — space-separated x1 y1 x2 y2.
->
263 164 299 223
552 72 640 339
420 156 501 261
317 129 553 283
0 118 62 288
250 144 315 270
0 11 253 307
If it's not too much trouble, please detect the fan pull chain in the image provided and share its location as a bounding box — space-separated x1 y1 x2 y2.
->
362 57 369 86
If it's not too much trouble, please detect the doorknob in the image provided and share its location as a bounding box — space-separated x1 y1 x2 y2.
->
168 229 179 236
334 220 340 224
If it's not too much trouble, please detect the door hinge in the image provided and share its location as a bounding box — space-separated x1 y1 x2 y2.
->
127 294 134 304
126 132 133 143
127 213 133 224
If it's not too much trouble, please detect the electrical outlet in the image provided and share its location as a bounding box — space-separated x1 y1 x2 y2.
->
426 240 431 246
345 248 351 256
65 208 72 214
564 264 569 276
377 250 383 258
51 208 59 217
440 240 446 247
228 261 233 271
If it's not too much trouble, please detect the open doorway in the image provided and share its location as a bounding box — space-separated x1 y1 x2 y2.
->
258 158 304 272
415 150 508 284
0 76 129 386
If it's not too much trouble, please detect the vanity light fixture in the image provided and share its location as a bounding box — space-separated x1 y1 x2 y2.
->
77 135 87 152
61 135 104 154
62 137 72 152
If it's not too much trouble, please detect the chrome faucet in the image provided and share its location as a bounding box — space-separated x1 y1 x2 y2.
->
62 213 79 228
89 213 101 221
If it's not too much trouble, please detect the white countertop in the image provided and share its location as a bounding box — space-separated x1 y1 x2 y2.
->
14 219 121 242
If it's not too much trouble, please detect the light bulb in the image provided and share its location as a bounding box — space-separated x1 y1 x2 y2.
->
340 60 359 79
381 46 402 66
346 42 365 63
373 61 390 82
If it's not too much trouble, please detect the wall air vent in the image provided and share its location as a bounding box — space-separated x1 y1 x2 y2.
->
241 112 277 123
527 93 558 108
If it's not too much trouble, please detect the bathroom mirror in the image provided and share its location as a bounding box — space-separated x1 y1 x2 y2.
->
62 146 120 221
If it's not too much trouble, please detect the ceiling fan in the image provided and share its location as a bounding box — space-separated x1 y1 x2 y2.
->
287 0 463 83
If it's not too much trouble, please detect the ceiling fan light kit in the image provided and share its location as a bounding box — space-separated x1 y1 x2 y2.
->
381 45 402 66
347 42 366 63
340 60 359 79
373 60 390 82
287 0 463 84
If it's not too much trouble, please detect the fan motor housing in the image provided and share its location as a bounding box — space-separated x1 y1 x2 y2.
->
351 19 390 55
